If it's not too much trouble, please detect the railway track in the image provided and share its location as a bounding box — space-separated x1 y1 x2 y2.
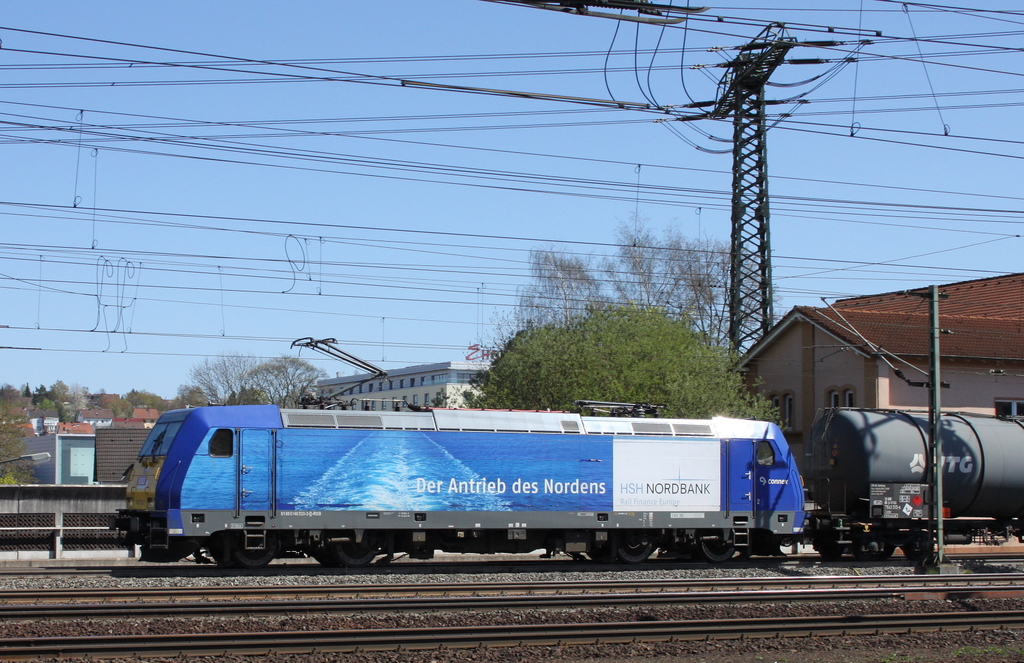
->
2 572 1024 605
2 570 1022 660
0 609 1022 660
2 584 1024 621
0 548 1019 579
1 574 1022 621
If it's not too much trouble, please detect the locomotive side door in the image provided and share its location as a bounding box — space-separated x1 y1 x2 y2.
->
238 429 273 513
726 439 756 515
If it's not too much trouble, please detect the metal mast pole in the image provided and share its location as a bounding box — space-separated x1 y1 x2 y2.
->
927 284 950 569
711 24 794 352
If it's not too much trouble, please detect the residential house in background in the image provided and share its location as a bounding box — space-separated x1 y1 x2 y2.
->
76 409 114 429
742 273 1024 459
91 393 120 408
131 409 160 428
14 408 59 436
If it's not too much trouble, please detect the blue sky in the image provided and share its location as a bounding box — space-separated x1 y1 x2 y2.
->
2 1 1022 398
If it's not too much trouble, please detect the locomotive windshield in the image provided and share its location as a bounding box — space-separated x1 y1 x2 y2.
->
138 412 187 458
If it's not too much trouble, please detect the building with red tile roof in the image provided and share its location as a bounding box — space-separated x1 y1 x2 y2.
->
131 409 160 427
56 421 94 435
742 272 1024 457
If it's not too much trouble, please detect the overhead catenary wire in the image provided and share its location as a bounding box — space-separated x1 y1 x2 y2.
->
2 6 1023 388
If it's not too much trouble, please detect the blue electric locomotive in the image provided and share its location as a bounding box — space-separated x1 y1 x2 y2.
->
114 405 805 567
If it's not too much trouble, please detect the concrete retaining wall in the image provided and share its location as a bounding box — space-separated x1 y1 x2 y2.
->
0 484 131 560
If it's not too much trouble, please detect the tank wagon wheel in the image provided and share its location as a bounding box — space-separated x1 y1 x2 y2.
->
328 534 383 567
851 541 896 562
900 540 932 562
615 530 656 564
813 537 846 561
697 530 736 563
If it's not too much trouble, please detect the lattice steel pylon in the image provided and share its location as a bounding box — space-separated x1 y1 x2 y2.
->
710 24 795 352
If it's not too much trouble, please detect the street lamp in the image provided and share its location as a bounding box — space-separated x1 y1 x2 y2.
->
0 453 51 465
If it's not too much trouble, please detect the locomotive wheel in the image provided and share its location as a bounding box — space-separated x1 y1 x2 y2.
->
231 534 280 569
697 530 736 563
615 531 655 564
207 533 237 568
583 547 616 564
328 535 381 567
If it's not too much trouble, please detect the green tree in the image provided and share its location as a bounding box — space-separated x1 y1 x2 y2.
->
124 389 166 412
517 221 731 344
170 384 207 410
187 354 265 405
467 307 774 421
31 384 48 406
0 402 36 484
0 384 21 404
184 354 325 408
109 398 135 418
248 356 326 409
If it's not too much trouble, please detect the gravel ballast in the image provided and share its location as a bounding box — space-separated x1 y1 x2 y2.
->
3 558 1023 663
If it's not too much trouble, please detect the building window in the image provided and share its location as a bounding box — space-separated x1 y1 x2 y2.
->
410 377 417 387
399 379 405 389
843 389 855 407
783 394 794 430
413 395 418 406
367 383 373 393
996 400 1024 416
425 392 430 406
828 390 840 408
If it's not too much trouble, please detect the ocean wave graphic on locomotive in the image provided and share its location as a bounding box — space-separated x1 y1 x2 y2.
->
292 430 512 512
282 429 616 512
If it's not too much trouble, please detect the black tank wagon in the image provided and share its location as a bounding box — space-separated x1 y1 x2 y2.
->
804 408 1024 560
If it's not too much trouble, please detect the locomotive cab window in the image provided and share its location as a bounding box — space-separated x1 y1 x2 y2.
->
138 415 186 457
756 440 776 466
208 429 234 458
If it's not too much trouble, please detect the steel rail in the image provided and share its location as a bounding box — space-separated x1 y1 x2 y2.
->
1 572 1022 605
0 609 1022 660
3 584 1023 621
0 549 1017 578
